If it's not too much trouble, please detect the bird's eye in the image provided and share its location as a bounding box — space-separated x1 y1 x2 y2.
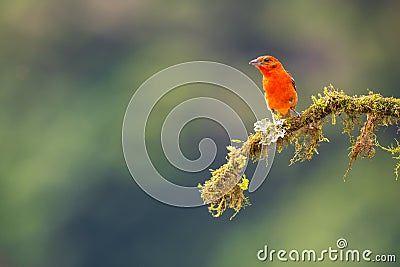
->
263 58 270 63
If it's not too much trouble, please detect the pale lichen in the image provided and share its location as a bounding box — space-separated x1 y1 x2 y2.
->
254 118 286 146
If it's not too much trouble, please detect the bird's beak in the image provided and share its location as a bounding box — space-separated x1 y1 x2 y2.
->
249 58 262 66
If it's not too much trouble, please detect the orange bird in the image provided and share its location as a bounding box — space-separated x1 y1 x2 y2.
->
250 55 299 117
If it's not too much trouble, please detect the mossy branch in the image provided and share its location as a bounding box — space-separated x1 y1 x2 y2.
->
199 85 400 219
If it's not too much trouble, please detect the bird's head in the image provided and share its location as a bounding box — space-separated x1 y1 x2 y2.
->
249 55 283 75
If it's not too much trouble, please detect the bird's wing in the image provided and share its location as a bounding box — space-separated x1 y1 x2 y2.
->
291 76 297 91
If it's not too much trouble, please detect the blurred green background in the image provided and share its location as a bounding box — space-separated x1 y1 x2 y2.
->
1 1 399 266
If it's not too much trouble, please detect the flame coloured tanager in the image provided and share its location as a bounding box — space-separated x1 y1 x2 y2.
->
250 55 300 117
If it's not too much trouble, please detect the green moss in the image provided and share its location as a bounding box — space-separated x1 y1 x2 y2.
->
200 85 400 219
377 140 400 180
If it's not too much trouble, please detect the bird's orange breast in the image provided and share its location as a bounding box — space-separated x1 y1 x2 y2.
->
262 72 297 116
